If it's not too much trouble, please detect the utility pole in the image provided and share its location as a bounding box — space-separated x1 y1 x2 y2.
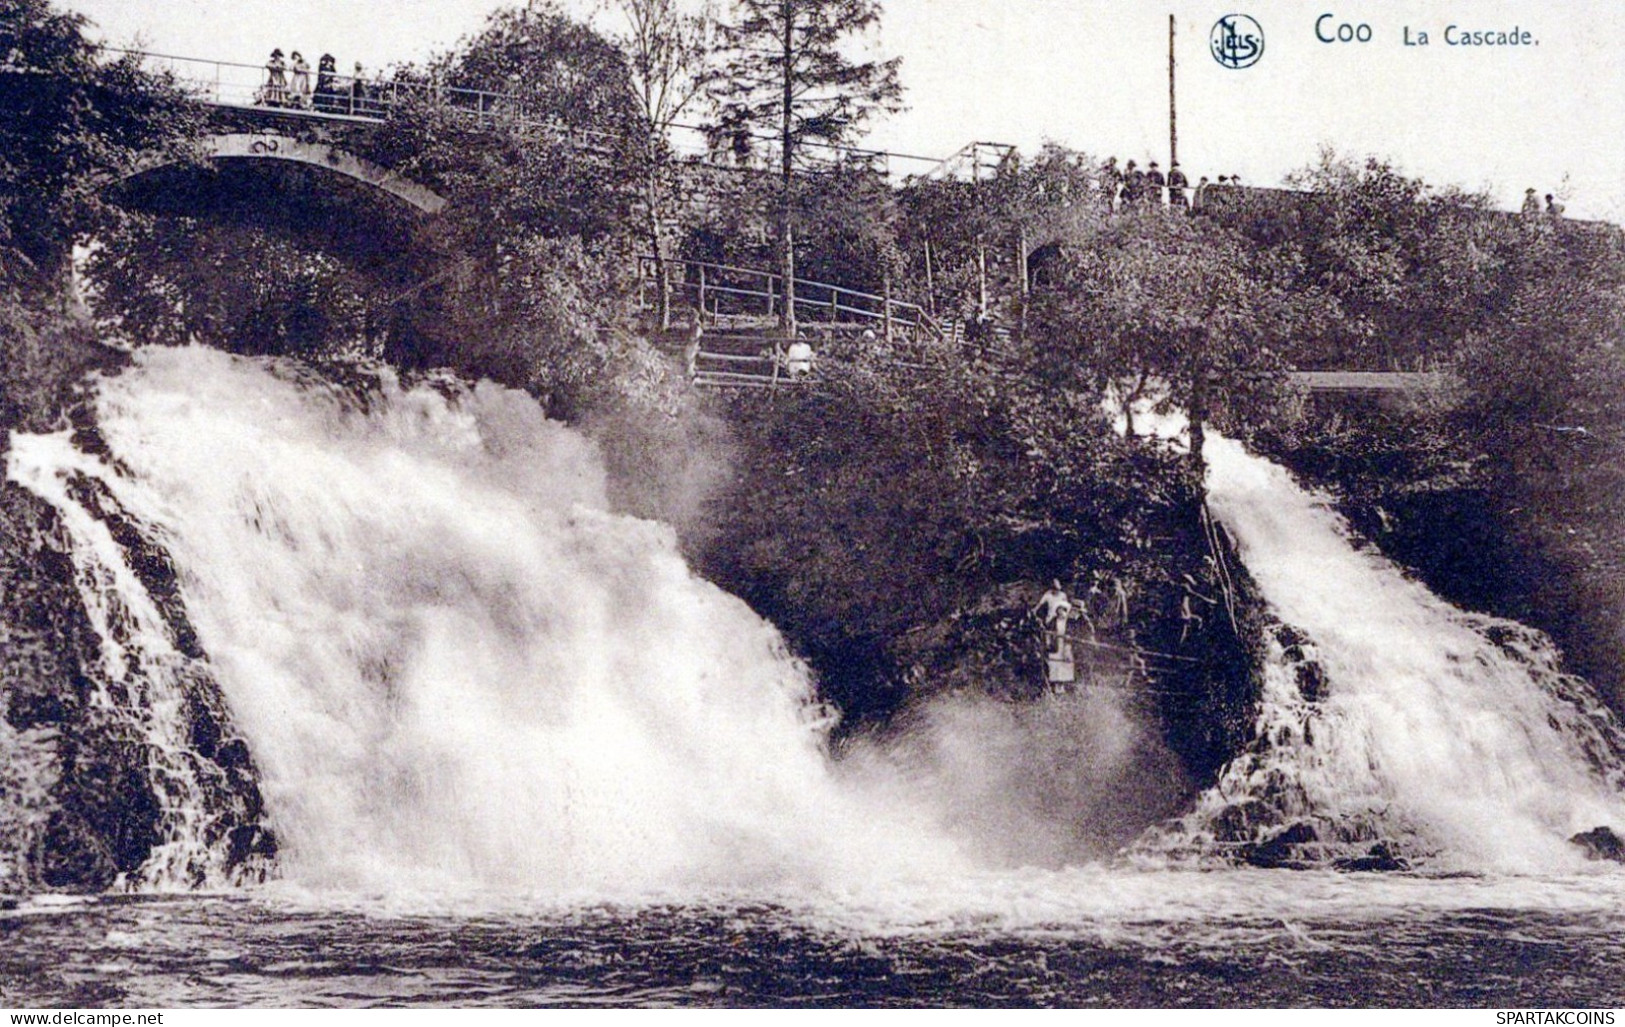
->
1169 14 1178 169
779 0 798 338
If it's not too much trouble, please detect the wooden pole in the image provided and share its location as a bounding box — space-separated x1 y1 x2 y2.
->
923 240 937 317
1169 14 1178 169
1018 229 1029 298
883 269 894 344
977 242 988 319
779 0 798 337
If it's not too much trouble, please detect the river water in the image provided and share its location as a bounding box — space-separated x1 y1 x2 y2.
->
4 347 1624 1007
5 870 1625 1007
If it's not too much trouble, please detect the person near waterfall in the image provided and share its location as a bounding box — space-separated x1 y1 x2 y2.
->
1033 581 1074 657
785 339 815 379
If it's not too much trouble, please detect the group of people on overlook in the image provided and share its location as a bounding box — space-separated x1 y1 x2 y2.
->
258 49 379 116
1522 187 1567 219
1099 156 1246 212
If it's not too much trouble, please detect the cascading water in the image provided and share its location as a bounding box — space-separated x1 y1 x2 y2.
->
9 346 1625 900
8 358 1625 1006
6 346 962 895
1157 430 1625 872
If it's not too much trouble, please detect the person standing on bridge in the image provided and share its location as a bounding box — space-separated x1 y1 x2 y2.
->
314 54 338 113
290 52 311 109
262 49 288 107
1100 157 1124 208
350 62 369 116
1122 160 1143 207
684 321 703 380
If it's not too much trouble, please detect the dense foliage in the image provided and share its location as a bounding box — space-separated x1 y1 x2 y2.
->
691 332 1259 779
0 0 204 284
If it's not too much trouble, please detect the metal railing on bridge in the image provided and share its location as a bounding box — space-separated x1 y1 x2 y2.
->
104 47 621 152
101 48 965 180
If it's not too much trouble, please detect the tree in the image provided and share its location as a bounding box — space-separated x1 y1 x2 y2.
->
1447 220 1625 711
1271 153 1510 370
85 216 383 355
356 2 656 402
1027 212 1290 472
711 0 903 333
608 0 717 328
1 0 202 436
0 0 203 288
377 0 645 244
896 143 1109 337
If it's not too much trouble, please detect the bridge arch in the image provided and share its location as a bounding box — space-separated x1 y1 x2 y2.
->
121 133 447 216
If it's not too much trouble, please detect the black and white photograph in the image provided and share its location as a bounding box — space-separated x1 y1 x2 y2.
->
1 0 1623 1010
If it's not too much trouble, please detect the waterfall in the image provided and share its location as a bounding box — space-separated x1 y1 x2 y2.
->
6 346 959 894
1159 431 1625 871
11 347 1624 891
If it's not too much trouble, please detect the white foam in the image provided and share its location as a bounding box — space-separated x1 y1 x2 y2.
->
15 346 966 895
1176 430 1625 871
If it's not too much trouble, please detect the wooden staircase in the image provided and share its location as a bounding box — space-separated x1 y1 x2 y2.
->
638 255 948 389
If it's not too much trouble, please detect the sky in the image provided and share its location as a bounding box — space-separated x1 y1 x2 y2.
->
63 0 1625 221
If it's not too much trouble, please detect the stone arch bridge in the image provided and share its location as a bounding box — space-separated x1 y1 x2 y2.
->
120 132 447 216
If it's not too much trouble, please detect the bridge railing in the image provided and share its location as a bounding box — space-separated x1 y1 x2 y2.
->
921 141 1018 182
102 47 621 151
638 255 943 343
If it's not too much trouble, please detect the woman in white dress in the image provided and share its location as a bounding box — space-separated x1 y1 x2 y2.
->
289 52 311 108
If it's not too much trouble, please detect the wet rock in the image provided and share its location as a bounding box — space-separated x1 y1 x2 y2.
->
39 811 116 891
1294 661 1327 702
3 477 281 891
1333 841 1409 872
69 742 162 875
1569 826 1625 863
1209 799 1272 841
1242 821 1318 868
227 824 277 868
1274 624 1311 651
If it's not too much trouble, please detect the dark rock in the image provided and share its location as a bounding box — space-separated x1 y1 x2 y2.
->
1333 841 1409 872
1242 821 1318 868
1209 799 1271 841
1274 624 1311 650
70 742 162 875
217 737 252 772
1294 660 1327 702
1570 826 1625 863
4 476 281 891
39 811 116 891
188 695 222 759
227 824 277 867
5 687 69 729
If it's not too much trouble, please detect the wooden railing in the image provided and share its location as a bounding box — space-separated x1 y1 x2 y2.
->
638 255 944 343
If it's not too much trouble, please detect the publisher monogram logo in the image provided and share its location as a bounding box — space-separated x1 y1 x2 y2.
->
1211 14 1264 69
